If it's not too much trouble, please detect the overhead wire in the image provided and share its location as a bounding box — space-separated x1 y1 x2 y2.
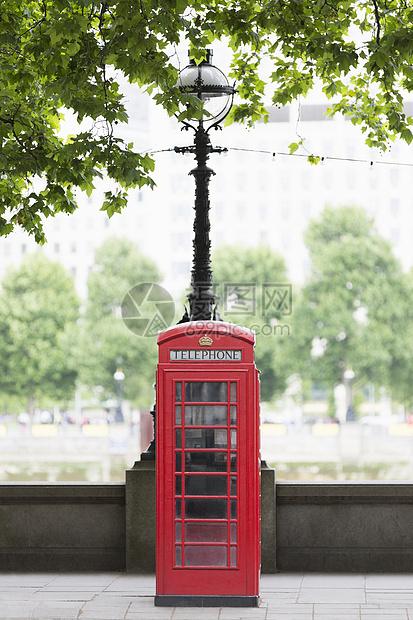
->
143 146 413 168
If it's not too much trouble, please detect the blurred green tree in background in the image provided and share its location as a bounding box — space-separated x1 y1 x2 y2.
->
75 237 163 409
212 244 290 402
288 205 413 412
0 254 79 418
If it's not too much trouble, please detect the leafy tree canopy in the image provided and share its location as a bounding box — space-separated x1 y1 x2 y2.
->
1 0 413 241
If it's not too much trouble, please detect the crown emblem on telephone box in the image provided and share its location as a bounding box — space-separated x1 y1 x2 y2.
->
199 335 213 347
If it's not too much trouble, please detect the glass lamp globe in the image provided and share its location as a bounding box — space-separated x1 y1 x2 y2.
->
114 369 125 382
178 50 235 126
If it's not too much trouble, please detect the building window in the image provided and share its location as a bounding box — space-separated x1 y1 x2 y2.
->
21 244 27 254
237 203 246 218
347 170 356 189
171 233 187 250
391 229 399 243
281 233 290 249
302 171 310 189
214 202 224 220
390 199 399 216
281 202 290 220
280 171 289 190
259 173 268 191
172 262 190 276
323 171 333 188
237 172 246 190
369 170 378 188
260 203 268 218
171 175 190 192
54 243 60 253
172 204 186 219
71 243 76 253
267 106 290 123
369 198 378 216
300 104 332 122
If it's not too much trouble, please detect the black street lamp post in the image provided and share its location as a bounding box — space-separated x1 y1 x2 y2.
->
140 50 234 461
175 50 235 321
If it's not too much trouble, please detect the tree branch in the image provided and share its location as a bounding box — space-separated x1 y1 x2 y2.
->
372 0 381 45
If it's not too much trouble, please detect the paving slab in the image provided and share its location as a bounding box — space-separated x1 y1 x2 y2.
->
126 613 174 620
361 612 408 618
299 587 366 604
172 610 221 619
265 603 312 612
266 611 313 618
50 573 120 586
313 615 360 620
366 574 413 589
366 594 413 605
0 603 39 619
218 609 267 619
302 573 366 589
0 572 412 619
261 573 304 589
0 587 39 600
34 590 96 600
0 573 54 586
80 610 130 619
33 601 84 618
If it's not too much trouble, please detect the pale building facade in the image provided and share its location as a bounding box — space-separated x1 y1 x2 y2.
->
1 77 412 301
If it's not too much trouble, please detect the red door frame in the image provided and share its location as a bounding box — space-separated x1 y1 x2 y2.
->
155 322 260 606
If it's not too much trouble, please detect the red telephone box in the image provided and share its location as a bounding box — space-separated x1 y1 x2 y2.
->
155 321 260 607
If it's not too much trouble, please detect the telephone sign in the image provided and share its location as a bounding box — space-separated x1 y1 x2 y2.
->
155 321 260 607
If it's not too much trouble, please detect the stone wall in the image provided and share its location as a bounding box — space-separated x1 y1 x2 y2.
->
277 481 413 572
2 471 413 573
0 483 125 571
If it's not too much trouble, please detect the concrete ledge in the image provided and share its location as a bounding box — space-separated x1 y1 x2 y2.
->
277 481 413 504
0 482 125 503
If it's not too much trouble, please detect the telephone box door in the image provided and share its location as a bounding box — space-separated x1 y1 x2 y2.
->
156 369 259 606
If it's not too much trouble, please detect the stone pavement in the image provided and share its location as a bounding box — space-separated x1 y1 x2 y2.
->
1 572 413 619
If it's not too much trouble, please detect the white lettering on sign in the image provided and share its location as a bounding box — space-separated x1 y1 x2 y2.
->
170 350 242 362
